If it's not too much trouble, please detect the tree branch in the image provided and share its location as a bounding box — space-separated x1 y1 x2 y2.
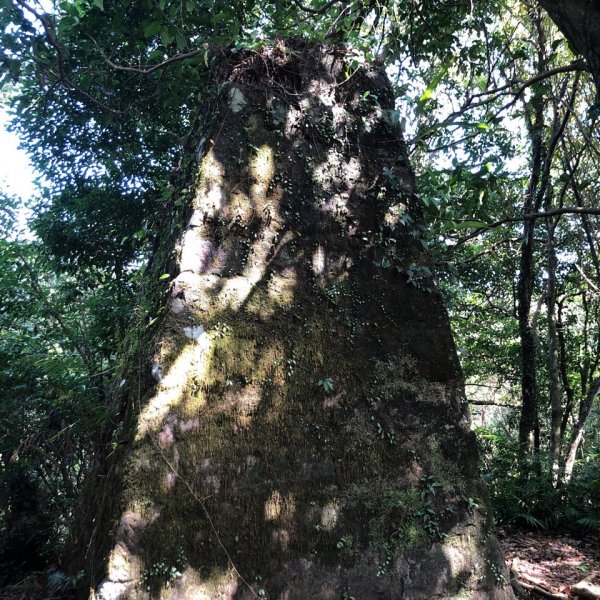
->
436 60 586 135
12 0 122 114
574 264 600 294
453 206 600 245
469 400 518 408
99 44 206 75
14 248 96 374
289 0 342 15
468 60 585 106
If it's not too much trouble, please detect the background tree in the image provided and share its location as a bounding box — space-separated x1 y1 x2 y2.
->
413 0 600 527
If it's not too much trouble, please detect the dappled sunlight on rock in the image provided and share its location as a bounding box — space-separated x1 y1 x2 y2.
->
311 244 325 276
218 229 292 309
266 267 297 309
312 151 342 192
197 149 223 188
250 144 274 200
131 565 240 600
137 330 212 438
179 231 218 274
157 422 175 448
171 271 221 312
164 471 177 491
219 386 261 430
172 567 238 600
228 85 247 113
183 324 205 341
106 543 138 584
178 417 200 433
320 502 339 532
303 79 336 107
264 490 296 522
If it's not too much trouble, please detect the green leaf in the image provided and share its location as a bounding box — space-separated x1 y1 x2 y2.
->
143 21 162 38
185 0 195 11
419 88 434 104
93 0 104 10
175 31 187 51
512 513 546 529
318 377 334 393
160 27 175 47
416 64 449 115
148 48 164 61
159 273 171 280
161 185 174 199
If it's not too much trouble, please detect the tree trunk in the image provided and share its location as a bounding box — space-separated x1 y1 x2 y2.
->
545 219 562 482
67 43 513 600
517 124 543 455
538 0 600 94
557 299 575 448
563 377 600 482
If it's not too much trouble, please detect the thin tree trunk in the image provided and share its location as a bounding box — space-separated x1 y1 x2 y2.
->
557 300 575 442
545 219 562 482
517 113 543 456
517 13 577 458
563 377 600 482
517 8 552 456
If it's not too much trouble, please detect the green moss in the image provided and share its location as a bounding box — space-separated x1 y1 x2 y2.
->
426 437 467 496
152 317 195 374
450 569 474 596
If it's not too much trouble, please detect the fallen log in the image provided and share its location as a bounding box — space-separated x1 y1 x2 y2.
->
572 577 600 600
517 579 569 600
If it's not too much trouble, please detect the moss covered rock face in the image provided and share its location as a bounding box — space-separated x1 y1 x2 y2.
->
82 42 514 600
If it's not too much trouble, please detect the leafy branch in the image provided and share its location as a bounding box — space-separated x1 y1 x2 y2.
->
12 0 122 114
424 61 585 152
14 246 97 375
96 40 208 76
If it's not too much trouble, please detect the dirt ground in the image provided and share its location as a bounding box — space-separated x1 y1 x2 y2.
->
498 528 600 599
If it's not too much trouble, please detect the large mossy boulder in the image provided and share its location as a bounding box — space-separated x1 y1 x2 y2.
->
70 42 514 600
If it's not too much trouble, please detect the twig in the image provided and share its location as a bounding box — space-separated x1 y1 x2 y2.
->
464 60 585 109
575 264 600 294
423 60 586 151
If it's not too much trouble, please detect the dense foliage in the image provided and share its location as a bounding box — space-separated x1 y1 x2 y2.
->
0 0 599 586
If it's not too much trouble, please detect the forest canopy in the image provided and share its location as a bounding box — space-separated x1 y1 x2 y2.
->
0 0 599 591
